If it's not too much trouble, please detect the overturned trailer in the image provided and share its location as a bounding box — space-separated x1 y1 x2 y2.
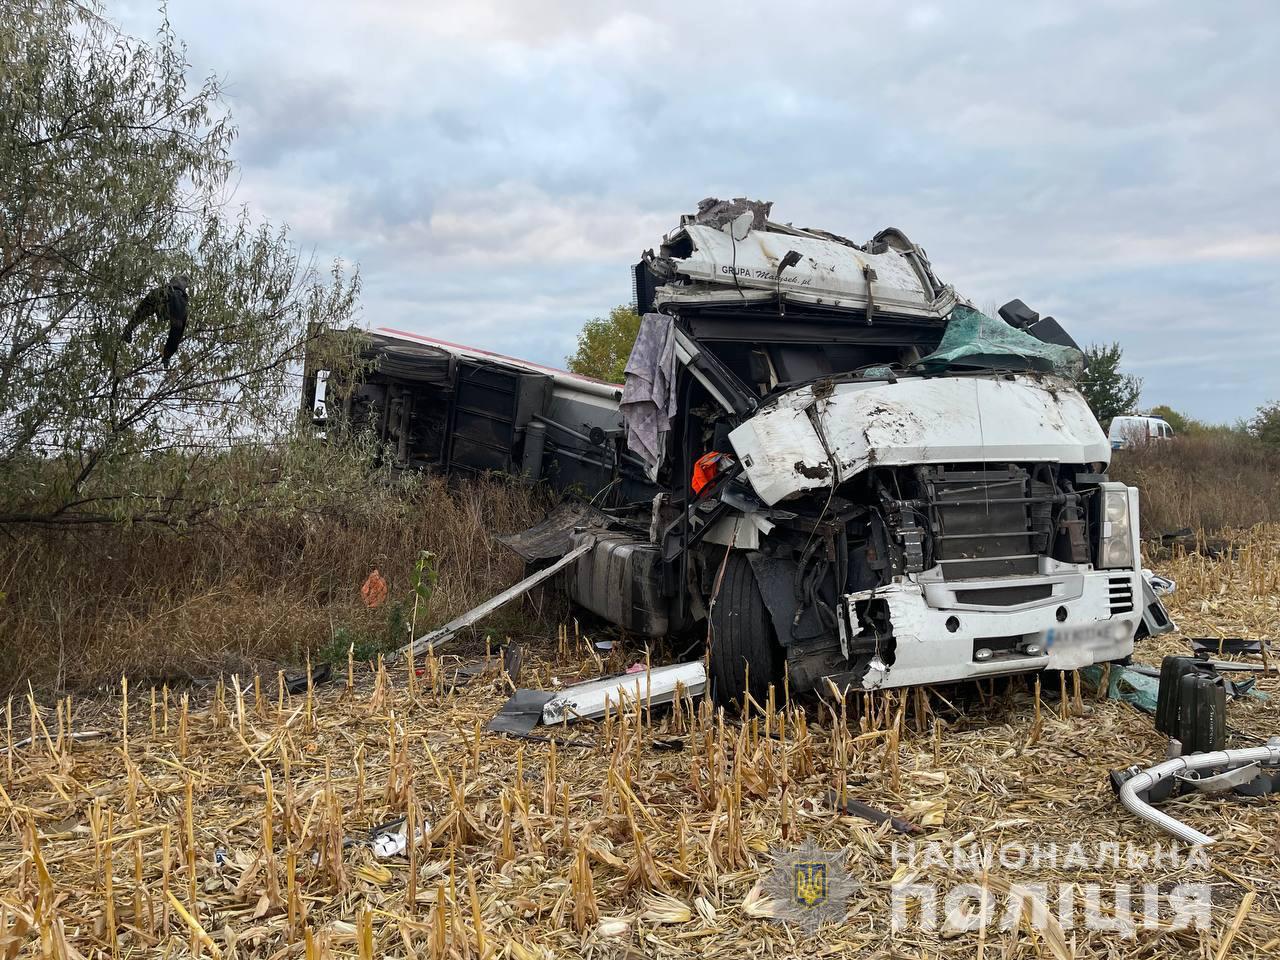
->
307 198 1170 705
302 330 652 500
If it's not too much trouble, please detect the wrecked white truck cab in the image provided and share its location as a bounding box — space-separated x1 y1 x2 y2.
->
596 197 1166 704
310 197 1169 706
724 371 1141 689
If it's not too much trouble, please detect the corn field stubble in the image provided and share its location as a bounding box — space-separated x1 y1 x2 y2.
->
0 525 1277 958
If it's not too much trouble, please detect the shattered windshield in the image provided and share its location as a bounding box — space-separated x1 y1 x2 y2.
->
915 305 1085 377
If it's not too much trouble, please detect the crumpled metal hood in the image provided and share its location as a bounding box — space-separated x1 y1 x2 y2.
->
728 374 1109 505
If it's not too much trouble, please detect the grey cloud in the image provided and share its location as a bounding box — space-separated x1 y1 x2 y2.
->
224 71 364 168
113 0 1280 422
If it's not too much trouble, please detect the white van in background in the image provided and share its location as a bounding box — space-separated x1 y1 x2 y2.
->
1109 415 1174 450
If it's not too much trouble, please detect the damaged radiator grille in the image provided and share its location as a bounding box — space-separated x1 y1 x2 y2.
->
922 466 1055 580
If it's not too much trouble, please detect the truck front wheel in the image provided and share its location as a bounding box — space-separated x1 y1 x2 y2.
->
708 551 784 710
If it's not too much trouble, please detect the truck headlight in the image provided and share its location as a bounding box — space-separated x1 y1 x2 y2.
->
1098 485 1133 569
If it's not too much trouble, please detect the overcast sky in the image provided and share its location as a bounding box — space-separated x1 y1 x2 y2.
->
113 0 1278 423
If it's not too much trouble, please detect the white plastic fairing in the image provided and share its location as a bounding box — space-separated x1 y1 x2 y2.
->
728 374 1109 505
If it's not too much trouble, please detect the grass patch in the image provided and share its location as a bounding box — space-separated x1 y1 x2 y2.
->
1111 433 1280 535
0 475 551 692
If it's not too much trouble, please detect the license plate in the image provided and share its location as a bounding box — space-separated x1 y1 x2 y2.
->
1045 620 1131 652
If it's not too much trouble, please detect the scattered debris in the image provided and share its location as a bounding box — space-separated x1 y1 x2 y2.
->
486 689 556 737
650 737 686 752
399 540 594 658
542 661 707 725
1082 663 1159 714
826 789 923 835
1142 569 1176 596
284 662 332 695
1189 637 1271 657
502 643 524 684
1157 528 1236 560
368 817 429 859
1112 741 1280 845
4 519 1278 958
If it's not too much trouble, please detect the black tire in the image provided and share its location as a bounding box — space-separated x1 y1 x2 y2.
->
708 551 783 710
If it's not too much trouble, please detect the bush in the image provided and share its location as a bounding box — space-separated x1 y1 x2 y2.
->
1111 433 1280 536
0 473 553 692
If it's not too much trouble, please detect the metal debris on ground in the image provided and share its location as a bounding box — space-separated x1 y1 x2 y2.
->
1189 637 1272 656
368 817 430 859
486 689 556 737
398 540 594 658
826 789 923 835
541 661 707 725
284 661 332 695
1112 741 1280 845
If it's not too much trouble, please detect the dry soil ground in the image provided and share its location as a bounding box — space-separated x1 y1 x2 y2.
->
1 527 1277 959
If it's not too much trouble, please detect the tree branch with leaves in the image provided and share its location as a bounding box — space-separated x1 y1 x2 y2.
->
0 0 363 527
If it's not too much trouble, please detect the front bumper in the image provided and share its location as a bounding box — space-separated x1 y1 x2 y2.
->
840 562 1142 689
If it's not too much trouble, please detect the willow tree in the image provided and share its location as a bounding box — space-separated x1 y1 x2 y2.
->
0 0 361 526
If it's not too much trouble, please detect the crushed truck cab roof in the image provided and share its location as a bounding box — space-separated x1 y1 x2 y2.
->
640 197 955 320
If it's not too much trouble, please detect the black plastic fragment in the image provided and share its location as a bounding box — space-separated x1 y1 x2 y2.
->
486 689 555 737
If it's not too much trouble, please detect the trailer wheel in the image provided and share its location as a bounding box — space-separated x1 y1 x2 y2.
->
708 551 783 711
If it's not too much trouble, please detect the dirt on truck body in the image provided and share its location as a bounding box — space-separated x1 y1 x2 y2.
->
305 198 1170 705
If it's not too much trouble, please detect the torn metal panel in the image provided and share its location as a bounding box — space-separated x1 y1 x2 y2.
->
652 221 954 318
842 573 1138 690
1139 572 1176 636
495 501 612 563
685 196 773 232
728 374 1109 505
542 661 707 724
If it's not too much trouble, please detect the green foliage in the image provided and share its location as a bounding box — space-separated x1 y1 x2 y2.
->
0 0 360 527
1251 401 1280 446
1145 404 1250 439
412 550 438 606
1078 343 1143 428
566 305 641 383
316 603 407 666
1145 405 1191 434
409 549 437 638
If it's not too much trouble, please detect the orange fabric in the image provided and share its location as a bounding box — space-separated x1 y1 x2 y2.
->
691 451 725 495
361 568 388 608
